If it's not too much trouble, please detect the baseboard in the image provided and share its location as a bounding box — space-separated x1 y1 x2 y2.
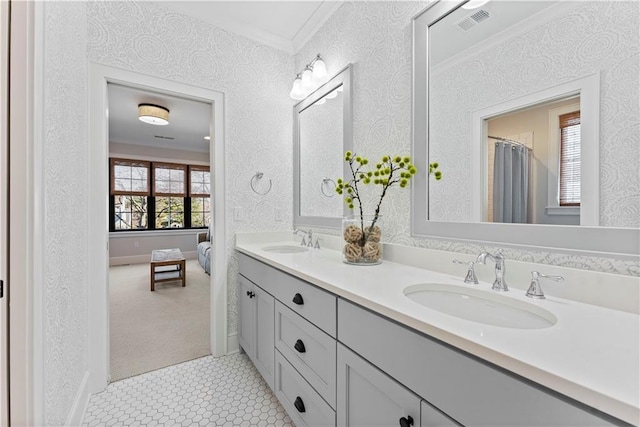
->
65 370 90 426
227 332 239 355
110 251 197 266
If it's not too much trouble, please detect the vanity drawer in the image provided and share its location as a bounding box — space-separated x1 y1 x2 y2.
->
275 301 337 408
239 253 337 337
338 298 617 427
275 350 336 427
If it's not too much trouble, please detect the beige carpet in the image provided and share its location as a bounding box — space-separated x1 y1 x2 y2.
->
109 259 211 382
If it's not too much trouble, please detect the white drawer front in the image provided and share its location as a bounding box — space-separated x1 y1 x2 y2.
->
275 350 336 427
239 253 337 337
275 301 337 408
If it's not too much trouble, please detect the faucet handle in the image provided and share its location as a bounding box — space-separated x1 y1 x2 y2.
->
526 271 564 299
313 237 322 249
453 259 479 284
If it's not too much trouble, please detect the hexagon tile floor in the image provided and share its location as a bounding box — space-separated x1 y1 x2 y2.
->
82 353 294 426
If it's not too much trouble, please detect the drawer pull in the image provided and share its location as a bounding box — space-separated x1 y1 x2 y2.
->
294 339 306 353
294 396 306 413
399 416 414 427
246 291 255 298
292 293 304 305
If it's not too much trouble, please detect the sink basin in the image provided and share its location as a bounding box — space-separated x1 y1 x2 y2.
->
404 284 556 329
261 245 309 254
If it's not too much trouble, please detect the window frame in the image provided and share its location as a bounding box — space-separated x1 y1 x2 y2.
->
109 157 210 232
545 103 581 217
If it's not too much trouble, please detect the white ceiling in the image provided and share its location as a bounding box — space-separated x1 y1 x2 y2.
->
109 1 342 153
108 83 211 153
161 1 343 54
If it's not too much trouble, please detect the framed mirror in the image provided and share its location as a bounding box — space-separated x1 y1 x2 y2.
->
412 1 639 257
294 64 353 228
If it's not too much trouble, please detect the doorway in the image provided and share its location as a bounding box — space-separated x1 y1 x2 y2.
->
88 65 227 393
106 82 214 381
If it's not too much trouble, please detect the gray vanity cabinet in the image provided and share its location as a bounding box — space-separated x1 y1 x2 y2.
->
337 343 421 427
338 299 618 427
237 275 275 390
238 253 621 427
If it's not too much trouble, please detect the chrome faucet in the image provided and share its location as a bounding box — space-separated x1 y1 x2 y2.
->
293 229 314 248
526 271 564 299
476 249 508 291
452 259 479 284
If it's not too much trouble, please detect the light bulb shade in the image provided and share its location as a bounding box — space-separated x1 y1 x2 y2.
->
290 78 305 100
301 68 314 91
312 58 327 83
138 104 169 125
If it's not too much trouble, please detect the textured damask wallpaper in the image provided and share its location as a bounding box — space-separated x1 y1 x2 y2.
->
43 2 89 424
429 1 640 227
87 1 294 341
295 1 639 276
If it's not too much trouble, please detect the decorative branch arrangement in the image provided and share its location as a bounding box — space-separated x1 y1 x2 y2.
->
335 150 442 264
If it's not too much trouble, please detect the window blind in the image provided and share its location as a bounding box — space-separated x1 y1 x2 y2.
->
153 162 186 196
110 158 150 196
559 111 580 206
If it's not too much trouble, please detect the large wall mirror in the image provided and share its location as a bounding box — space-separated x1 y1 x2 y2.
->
412 1 639 257
294 64 353 228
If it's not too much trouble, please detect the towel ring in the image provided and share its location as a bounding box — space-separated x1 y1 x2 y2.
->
321 178 336 197
250 172 272 195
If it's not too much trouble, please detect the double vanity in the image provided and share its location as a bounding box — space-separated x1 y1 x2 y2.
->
236 232 639 426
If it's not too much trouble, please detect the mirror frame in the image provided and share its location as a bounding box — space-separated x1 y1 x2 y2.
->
411 1 639 258
294 63 353 229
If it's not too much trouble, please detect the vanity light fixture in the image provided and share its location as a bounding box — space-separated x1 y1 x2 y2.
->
138 103 170 126
461 0 489 9
289 54 328 100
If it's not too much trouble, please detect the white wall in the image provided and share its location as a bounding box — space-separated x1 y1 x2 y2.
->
295 1 639 276
428 1 639 228
42 2 89 425
87 1 294 339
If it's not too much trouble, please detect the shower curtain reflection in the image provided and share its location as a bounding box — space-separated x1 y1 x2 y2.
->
493 141 532 223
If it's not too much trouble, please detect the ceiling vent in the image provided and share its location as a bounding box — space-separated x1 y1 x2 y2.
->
456 9 491 31
154 135 175 140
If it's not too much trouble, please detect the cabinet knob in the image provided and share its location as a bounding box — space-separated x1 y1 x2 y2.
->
399 416 414 427
294 396 306 413
294 339 306 353
246 290 251 296
292 293 304 305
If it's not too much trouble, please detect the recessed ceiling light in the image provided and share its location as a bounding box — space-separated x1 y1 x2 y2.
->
138 104 169 126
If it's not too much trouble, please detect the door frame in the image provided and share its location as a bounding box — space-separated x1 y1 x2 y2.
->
88 64 227 393
0 0 10 424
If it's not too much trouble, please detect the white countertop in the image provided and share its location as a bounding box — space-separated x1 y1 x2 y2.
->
235 238 640 425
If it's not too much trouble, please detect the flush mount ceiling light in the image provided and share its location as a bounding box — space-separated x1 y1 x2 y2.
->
138 103 170 126
289 54 328 100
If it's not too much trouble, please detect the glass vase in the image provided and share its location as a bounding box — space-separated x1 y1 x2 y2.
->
342 215 383 265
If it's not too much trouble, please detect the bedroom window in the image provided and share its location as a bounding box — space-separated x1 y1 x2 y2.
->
111 159 150 230
190 166 211 227
109 158 210 231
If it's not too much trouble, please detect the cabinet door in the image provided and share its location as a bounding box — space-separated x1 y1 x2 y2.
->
238 276 255 358
337 343 420 427
420 401 459 427
253 285 275 389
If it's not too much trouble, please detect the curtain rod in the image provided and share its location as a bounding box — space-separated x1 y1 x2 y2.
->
488 135 531 150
